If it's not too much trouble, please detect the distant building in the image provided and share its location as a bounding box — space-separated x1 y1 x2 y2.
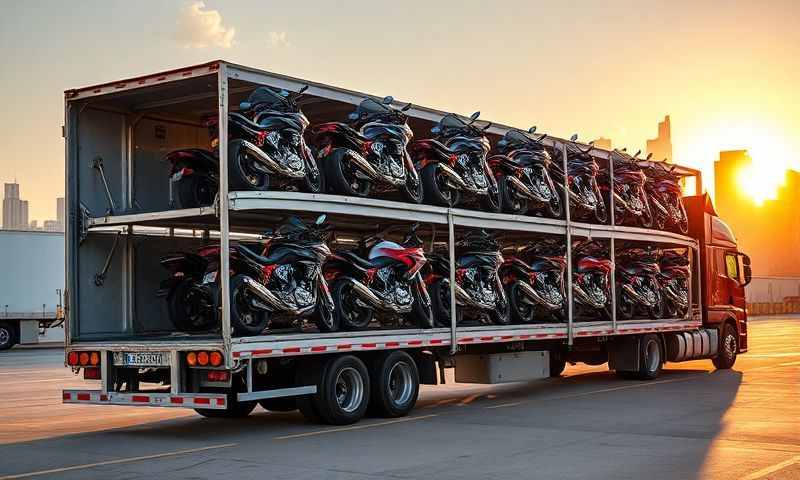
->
714 150 800 277
43 220 61 232
2 182 29 230
56 197 65 231
29 220 40 230
591 137 612 150
646 115 672 163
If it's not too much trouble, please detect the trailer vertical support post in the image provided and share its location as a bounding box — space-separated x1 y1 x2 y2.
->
448 210 458 355
561 143 574 345
609 153 617 330
170 351 180 394
218 63 233 359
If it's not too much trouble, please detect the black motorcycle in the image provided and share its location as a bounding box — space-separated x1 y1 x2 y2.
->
425 230 509 326
313 96 422 203
165 86 322 208
551 138 607 223
489 127 562 217
644 162 689 234
658 249 691 318
500 240 567 323
616 246 663 320
603 150 653 228
572 240 613 320
410 112 501 211
324 224 433 330
158 215 335 336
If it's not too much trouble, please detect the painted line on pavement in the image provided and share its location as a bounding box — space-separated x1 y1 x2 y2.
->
274 414 438 440
739 454 800 480
0 443 237 480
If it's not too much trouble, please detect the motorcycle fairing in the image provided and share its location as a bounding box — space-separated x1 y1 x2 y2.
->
164 149 219 173
576 256 613 274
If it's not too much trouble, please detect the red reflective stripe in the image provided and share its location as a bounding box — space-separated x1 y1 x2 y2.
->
132 395 149 403
170 397 184 404
480 336 494 341
156 76 167 81
216 398 225 406
429 339 443 345
385 342 400 348
63 392 71 400
310 346 327 352
194 397 210 405
501 336 514 340
77 393 90 401
283 347 301 353
361 343 377 349
232 352 241 358
253 349 273 355
182 71 192 77
519 335 531 340
407 340 423 346
461 337 474 343
337 344 352 350
535 334 549 338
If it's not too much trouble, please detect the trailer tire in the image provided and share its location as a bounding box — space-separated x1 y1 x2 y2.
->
712 322 738 370
0 322 16 350
314 355 370 425
368 351 419 418
259 398 297 412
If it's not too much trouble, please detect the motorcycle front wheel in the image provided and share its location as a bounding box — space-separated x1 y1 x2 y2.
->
228 139 270 192
547 191 563 219
406 281 434 328
508 283 534 323
331 279 373 330
498 176 528 215
301 152 325 194
593 186 608 224
401 168 424 204
429 279 462 327
312 292 339 333
229 275 270 336
421 163 461 208
481 181 502 213
325 149 371 198
617 285 634 320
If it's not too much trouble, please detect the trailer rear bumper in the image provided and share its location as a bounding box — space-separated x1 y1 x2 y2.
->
62 390 227 410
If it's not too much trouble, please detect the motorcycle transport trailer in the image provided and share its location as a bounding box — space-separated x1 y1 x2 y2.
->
61 61 749 424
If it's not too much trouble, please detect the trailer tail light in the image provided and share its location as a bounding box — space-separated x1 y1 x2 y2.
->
89 352 100 366
186 351 224 368
206 370 229 382
79 352 90 365
83 367 101 380
67 351 79 366
67 351 101 367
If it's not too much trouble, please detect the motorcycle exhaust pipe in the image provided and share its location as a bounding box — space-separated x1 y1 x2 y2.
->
621 283 657 307
573 283 607 309
452 283 497 310
342 278 412 313
436 163 470 191
516 281 563 311
506 175 550 203
345 151 406 186
613 192 645 216
648 195 669 215
240 140 306 179
241 276 314 315
662 284 688 308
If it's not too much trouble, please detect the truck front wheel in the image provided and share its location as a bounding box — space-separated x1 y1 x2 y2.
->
0 322 16 350
712 323 738 370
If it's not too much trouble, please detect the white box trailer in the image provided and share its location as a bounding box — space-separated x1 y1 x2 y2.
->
0 230 65 349
60 61 738 424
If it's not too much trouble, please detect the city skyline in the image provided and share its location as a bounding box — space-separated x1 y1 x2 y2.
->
1 181 63 232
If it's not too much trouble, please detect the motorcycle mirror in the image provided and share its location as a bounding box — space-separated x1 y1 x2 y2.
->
634 149 642 158
528 126 537 134
315 214 327 225
402 102 412 111
298 85 309 95
646 153 653 160
410 222 419 232
279 90 290 97
431 125 442 134
482 122 493 131
621 147 627 152
470 111 481 122
570 134 578 142
538 133 548 142
382 95 394 105
239 101 252 110
348 112 359 121
588 141 595 146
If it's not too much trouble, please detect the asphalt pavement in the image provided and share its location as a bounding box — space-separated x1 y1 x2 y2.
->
1 316 799 479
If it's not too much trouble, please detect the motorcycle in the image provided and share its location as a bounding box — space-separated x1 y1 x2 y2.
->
425 230 509 327
500 239 567 323
158 215 335 336
323 224 433 330
410 111 501 211
598 150 653 228
658 249 691 318
572 240 613 320
644 162 689 234
615 246 663 320
165 86 323 208
551 137 607 223
489 127 563 218
313 96 422 203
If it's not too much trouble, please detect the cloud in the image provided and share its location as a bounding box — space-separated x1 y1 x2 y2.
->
268 31 290 48
176 1 235 49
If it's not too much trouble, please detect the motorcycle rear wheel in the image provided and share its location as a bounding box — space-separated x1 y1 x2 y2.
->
406 281 434 328
229 274 270 336
547 192 563 219
175 174 217 209
331 280 373 330
168 280 218 332
617 285 634 320
325 149 371 198
401 168 424 204
508 283 534 323
228 139 270 192
421 163 460 208
498 176 528 215
481 181 502 213
429 279 462 327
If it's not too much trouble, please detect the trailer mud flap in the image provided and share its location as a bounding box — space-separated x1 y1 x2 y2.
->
62 390 227 409
608 336 641 372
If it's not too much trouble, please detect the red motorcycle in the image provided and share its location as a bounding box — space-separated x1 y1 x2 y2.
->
323 224 432 330
658 249 691 318
602 150 653 228
643 162 688 234
615 246 663 320
500 240 567 323
572 240 613 320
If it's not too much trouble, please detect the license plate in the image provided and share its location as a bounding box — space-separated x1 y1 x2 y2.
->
203 271 218 284
113 351 168 367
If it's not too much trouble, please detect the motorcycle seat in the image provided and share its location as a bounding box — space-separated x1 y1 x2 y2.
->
229 111 263 131
337 250 395 270
235 244 278 265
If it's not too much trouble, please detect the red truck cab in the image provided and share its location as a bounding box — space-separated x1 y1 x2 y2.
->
685 194 752 354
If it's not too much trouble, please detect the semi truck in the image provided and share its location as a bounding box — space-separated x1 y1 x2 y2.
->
61 61 751 425
0 230 65 349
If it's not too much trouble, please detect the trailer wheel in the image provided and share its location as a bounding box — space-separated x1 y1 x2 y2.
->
549 351 567 377
314 355 370 425
369 351 420 418
712 323 738 370
295 360 325 423
259 398 297 412
0 322 16 350
618 334 662 380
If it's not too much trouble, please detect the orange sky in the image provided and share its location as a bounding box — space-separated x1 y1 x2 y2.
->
1 1 798 221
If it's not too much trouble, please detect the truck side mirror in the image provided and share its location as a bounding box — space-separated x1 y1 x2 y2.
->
740 253 752 286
